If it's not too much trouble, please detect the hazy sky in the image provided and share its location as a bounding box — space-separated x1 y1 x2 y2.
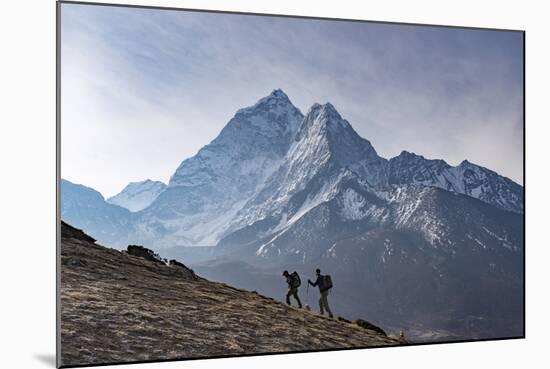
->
61 3 524 197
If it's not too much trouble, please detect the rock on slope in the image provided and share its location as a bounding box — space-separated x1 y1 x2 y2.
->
60 222 401 367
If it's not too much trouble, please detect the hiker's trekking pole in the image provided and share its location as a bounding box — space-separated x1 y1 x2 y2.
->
305 284 311 311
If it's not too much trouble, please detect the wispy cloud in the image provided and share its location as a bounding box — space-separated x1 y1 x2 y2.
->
61 3 523 196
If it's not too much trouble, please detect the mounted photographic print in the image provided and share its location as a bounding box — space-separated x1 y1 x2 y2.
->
57 1 525 367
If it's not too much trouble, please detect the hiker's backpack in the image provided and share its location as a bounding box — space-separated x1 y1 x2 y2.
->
290 271 301 288
320 274 333 291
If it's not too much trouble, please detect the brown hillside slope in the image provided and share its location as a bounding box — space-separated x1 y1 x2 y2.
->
60 222 402 366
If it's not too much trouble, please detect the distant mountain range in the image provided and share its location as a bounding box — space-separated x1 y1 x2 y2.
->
61 89 524 341
107 179 166 212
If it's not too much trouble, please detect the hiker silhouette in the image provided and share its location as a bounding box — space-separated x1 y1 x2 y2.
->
282 270 302 308
307 268 333 318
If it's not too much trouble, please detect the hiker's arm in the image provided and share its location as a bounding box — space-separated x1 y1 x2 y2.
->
308 277 319 287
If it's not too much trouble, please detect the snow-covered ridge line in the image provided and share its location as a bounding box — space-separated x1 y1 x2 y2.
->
387 150 523 213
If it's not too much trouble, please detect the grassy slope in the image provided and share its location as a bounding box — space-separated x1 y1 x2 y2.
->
60 223 402 367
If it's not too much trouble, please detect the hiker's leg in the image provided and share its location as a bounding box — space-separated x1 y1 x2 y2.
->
323 291 333 317
294 290 302 308
320 292 327 314
318 295 324 314
286 289 292 305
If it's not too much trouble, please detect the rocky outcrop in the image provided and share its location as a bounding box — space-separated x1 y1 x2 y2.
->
355 319 387 336
126 245 167 265
168 259 199 281
61 220 96 243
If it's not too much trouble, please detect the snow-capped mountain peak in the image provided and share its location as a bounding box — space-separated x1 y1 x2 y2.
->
296 102 351 140
294 101 389 188
234 88 301 129
107 179 166 212
222 102 388 240
258 88 291 104
63 89 523 251
308 102 341 119
169 89 303 188
134 90 305 246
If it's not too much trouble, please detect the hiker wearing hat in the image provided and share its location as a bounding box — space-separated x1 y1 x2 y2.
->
282 270 303 308
308 268 334 318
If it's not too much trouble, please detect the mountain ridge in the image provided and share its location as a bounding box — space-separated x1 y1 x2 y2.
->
61 89 523 249
388 150 522 213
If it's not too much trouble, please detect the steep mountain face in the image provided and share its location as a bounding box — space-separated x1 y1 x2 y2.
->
60 221 401 367
388 151 523 213
61 179 132 246
107 179 166 212
299 103 388 188
131 89 304 247
220 103 387 246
